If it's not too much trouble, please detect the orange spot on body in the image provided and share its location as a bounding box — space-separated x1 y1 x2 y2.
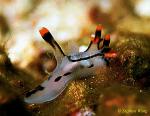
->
39 27 49 37
104 50 117 58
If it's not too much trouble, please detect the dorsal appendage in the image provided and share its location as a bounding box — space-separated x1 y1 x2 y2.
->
24 25 117 104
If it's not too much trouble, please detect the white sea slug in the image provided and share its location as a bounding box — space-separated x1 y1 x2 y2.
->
24 25 116 104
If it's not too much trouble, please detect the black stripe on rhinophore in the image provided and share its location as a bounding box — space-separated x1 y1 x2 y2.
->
42 32 56 48
95 29 101 38
42 32 66 56
95 28 102 47
103 40 110 47
26 85 44 97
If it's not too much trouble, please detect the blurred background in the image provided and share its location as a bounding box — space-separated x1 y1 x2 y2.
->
0 0 150 116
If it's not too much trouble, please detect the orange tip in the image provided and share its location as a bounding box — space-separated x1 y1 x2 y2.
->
96 25 103 31
39 27 49 36
105 34 110 40
104 51 117 58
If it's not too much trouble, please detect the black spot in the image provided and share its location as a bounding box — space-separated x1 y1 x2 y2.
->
54 76 62 82
26 85 44 97
63 72 72 76
87 64 94 68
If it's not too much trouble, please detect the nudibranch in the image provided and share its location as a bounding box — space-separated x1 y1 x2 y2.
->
24 25 116 104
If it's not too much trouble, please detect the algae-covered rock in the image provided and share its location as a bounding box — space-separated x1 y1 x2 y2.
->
96 84 150 115
0 78 32 116
112 33 150 87
0 46 34 116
